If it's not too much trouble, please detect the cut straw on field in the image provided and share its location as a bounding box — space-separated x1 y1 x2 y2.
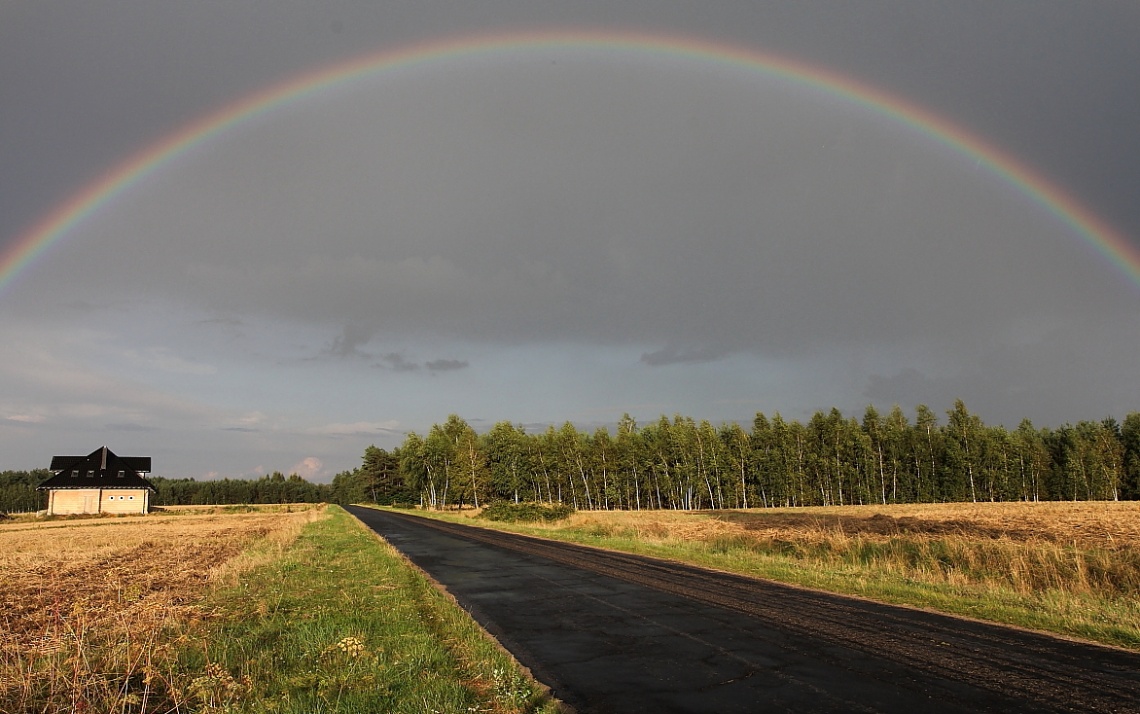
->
0 506 323 713
2 505 555 714
558 501 1140 595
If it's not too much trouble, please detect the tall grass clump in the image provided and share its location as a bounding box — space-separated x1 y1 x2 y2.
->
0 595 192 713
480 501 575 524
833 535 1140 597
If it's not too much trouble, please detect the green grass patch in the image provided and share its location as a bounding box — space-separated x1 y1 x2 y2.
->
178 506 556 713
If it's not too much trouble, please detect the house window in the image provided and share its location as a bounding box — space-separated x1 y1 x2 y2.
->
71 470 78 478
117 470 124 478
86 470 94 478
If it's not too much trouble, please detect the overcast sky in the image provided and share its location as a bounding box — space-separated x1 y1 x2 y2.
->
2 1 1139 481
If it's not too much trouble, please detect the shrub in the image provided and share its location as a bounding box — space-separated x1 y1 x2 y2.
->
480 501 575 523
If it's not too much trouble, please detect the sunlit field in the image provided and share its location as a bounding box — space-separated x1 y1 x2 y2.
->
1 506 554 713
0 507 322 711
436 501 1140 649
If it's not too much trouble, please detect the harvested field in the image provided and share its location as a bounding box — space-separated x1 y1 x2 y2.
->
560 503 1140 597
712 501 1140 547
0 506 324 712
553 501 1140 549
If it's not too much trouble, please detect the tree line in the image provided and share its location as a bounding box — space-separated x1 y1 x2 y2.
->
371 401 1140 510
0 470 350 514
6 400 1138 514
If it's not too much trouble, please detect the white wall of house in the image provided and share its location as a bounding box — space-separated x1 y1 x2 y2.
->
47 488 150 515
48 489 98 515
100 489 149 514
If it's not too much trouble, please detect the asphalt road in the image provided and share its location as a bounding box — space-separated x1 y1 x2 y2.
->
345 506 1140 714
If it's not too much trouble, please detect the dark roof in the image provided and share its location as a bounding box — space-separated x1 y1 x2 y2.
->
50 453 150 472
39 447 156 491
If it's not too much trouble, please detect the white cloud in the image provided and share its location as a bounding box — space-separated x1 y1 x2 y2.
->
6 414 46 423
289 456 323 480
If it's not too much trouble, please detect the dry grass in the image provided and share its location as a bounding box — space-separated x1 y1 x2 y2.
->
542 502 1140 597
556 501 1140 547
0 506 324 713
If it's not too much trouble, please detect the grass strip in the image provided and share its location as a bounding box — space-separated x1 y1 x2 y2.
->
402 507 1140 652
179 505 557 713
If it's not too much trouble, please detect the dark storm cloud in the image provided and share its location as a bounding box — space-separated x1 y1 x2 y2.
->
48 54 1133 372
376 353 420 372
3 1 1140 476
197 316 244 328
370 354 468 373
328 323 377 358
641 347 728 367
425 359 469 373
864 315 1140 425
3 1 1139 261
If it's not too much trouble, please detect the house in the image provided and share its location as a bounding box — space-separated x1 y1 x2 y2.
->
38 447 156 515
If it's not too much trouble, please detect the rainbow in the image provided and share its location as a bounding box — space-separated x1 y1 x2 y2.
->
3 29 1138 294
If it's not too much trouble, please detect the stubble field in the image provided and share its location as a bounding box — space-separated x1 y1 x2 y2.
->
0 506 321 712
0 505 554 714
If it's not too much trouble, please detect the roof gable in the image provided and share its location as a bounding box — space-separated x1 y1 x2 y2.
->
39 447 156 491
50 453 150 473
